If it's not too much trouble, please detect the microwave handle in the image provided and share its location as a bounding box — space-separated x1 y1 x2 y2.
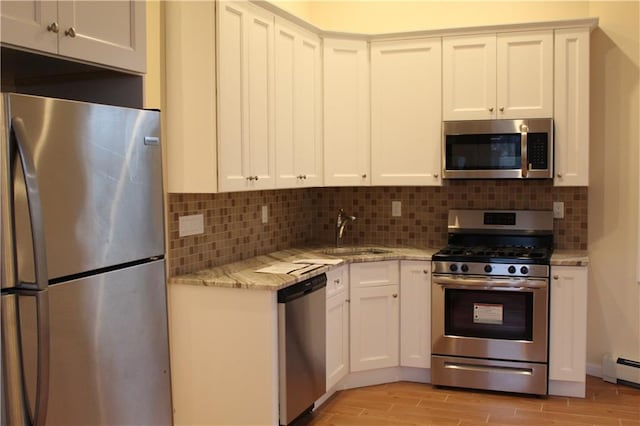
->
520 123 529 178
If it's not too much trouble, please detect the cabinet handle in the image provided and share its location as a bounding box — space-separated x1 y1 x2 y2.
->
362 174 367 179
553 275 559 280
392 293 398 298
65 27 77 38
499 107 505 112
488 107 494 112
47 22 59 33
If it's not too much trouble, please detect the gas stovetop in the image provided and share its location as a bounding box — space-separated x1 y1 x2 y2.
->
432 245 552 265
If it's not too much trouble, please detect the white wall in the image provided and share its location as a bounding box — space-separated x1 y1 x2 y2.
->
587 1 640 368
274 0 640 370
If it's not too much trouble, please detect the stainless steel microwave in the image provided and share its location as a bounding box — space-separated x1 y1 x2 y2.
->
442 119 553 179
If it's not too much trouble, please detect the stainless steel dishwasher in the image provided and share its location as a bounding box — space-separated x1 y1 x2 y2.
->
278 273 326 425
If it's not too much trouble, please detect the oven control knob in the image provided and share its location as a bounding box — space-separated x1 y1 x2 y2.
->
520 266 529 275
508 265 516 274
484 265 492 273
461 264 469 273
449 264 458 272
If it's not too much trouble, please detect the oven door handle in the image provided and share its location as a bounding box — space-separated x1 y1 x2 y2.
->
432 275 547 290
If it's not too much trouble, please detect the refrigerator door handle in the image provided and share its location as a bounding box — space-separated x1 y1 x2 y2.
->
11 117 49 292
1 290 50 426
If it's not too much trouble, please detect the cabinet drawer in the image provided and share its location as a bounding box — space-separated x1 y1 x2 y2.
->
350 261 399 288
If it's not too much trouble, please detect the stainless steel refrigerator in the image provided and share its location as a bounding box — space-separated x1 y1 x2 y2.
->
0 93 172 425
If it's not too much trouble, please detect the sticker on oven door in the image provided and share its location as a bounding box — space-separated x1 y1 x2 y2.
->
473 303 503 324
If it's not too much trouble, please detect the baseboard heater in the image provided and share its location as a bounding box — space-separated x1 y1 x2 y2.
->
602 354 640 389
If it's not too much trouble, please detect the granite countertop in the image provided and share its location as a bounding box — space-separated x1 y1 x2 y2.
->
169 246 438 291
550 250 589 266
169 246 588 291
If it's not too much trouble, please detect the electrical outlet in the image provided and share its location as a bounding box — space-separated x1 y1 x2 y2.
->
261 205 268 224
392 200 402 217
178 214 204 237
553 202 565 219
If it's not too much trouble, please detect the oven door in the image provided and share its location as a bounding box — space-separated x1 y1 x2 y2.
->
432 274 548 363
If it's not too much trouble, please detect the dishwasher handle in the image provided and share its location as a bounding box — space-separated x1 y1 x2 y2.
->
278 273 327 303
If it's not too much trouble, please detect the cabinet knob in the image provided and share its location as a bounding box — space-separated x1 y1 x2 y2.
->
423 270 429 274
47 22 59 33
553 275 559 280
488 107 494 112
362 174 367 179
302 175 307 179
254 176 259 181
65 27 77 38
345 299 350 303
434 173 439 178
392 293 398 298
499 107 505 112
557 173 563 178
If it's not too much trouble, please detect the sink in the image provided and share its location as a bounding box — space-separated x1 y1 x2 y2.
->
321 247 391 256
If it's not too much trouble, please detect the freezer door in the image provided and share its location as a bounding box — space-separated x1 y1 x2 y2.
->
5 93 164 282
19 260 172 426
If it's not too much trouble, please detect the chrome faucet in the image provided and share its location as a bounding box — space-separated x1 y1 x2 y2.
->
336 209 356 247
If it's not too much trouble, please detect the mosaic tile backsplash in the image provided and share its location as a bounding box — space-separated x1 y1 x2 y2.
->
168 181 587 277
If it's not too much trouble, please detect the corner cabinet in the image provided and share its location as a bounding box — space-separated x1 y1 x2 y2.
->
370 38 442 186
443 31 553 120
326 266 350 390
323 38 371 186
217 1 276 192
349 261 400 371
554 28 590 186
400 261 431 368
549 265 588 397
0 0 146 73
274 18 323 188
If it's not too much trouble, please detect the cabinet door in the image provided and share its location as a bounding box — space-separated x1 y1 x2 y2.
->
443 34 496 120
326 288 349 390
400 261 431 368
549 266 587 383
371 38 442 186
57 1 146 72
323 38 370 186
274 19 322 188
218 1 275 192
554 28 590 186
350 284 399 372
0 1 57 53
165 1 217 193
496 30 553 119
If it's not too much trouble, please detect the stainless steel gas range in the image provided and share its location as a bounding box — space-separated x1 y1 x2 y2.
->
431 209 554 395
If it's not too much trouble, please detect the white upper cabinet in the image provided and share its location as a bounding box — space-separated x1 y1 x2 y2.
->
217 1 276 192
443 30 553 120
370 37 442 186
323 38 371 186
274 18 323 188
554 28 590 186
165 1 217 193
0 0 146 73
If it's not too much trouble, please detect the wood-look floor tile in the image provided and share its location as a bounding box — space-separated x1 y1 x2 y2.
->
304 376 640 426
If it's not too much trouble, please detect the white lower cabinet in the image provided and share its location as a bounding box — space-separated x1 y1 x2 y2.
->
349 261 400 372
326 266 350 390
549 265 588 397
400 261 431 368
